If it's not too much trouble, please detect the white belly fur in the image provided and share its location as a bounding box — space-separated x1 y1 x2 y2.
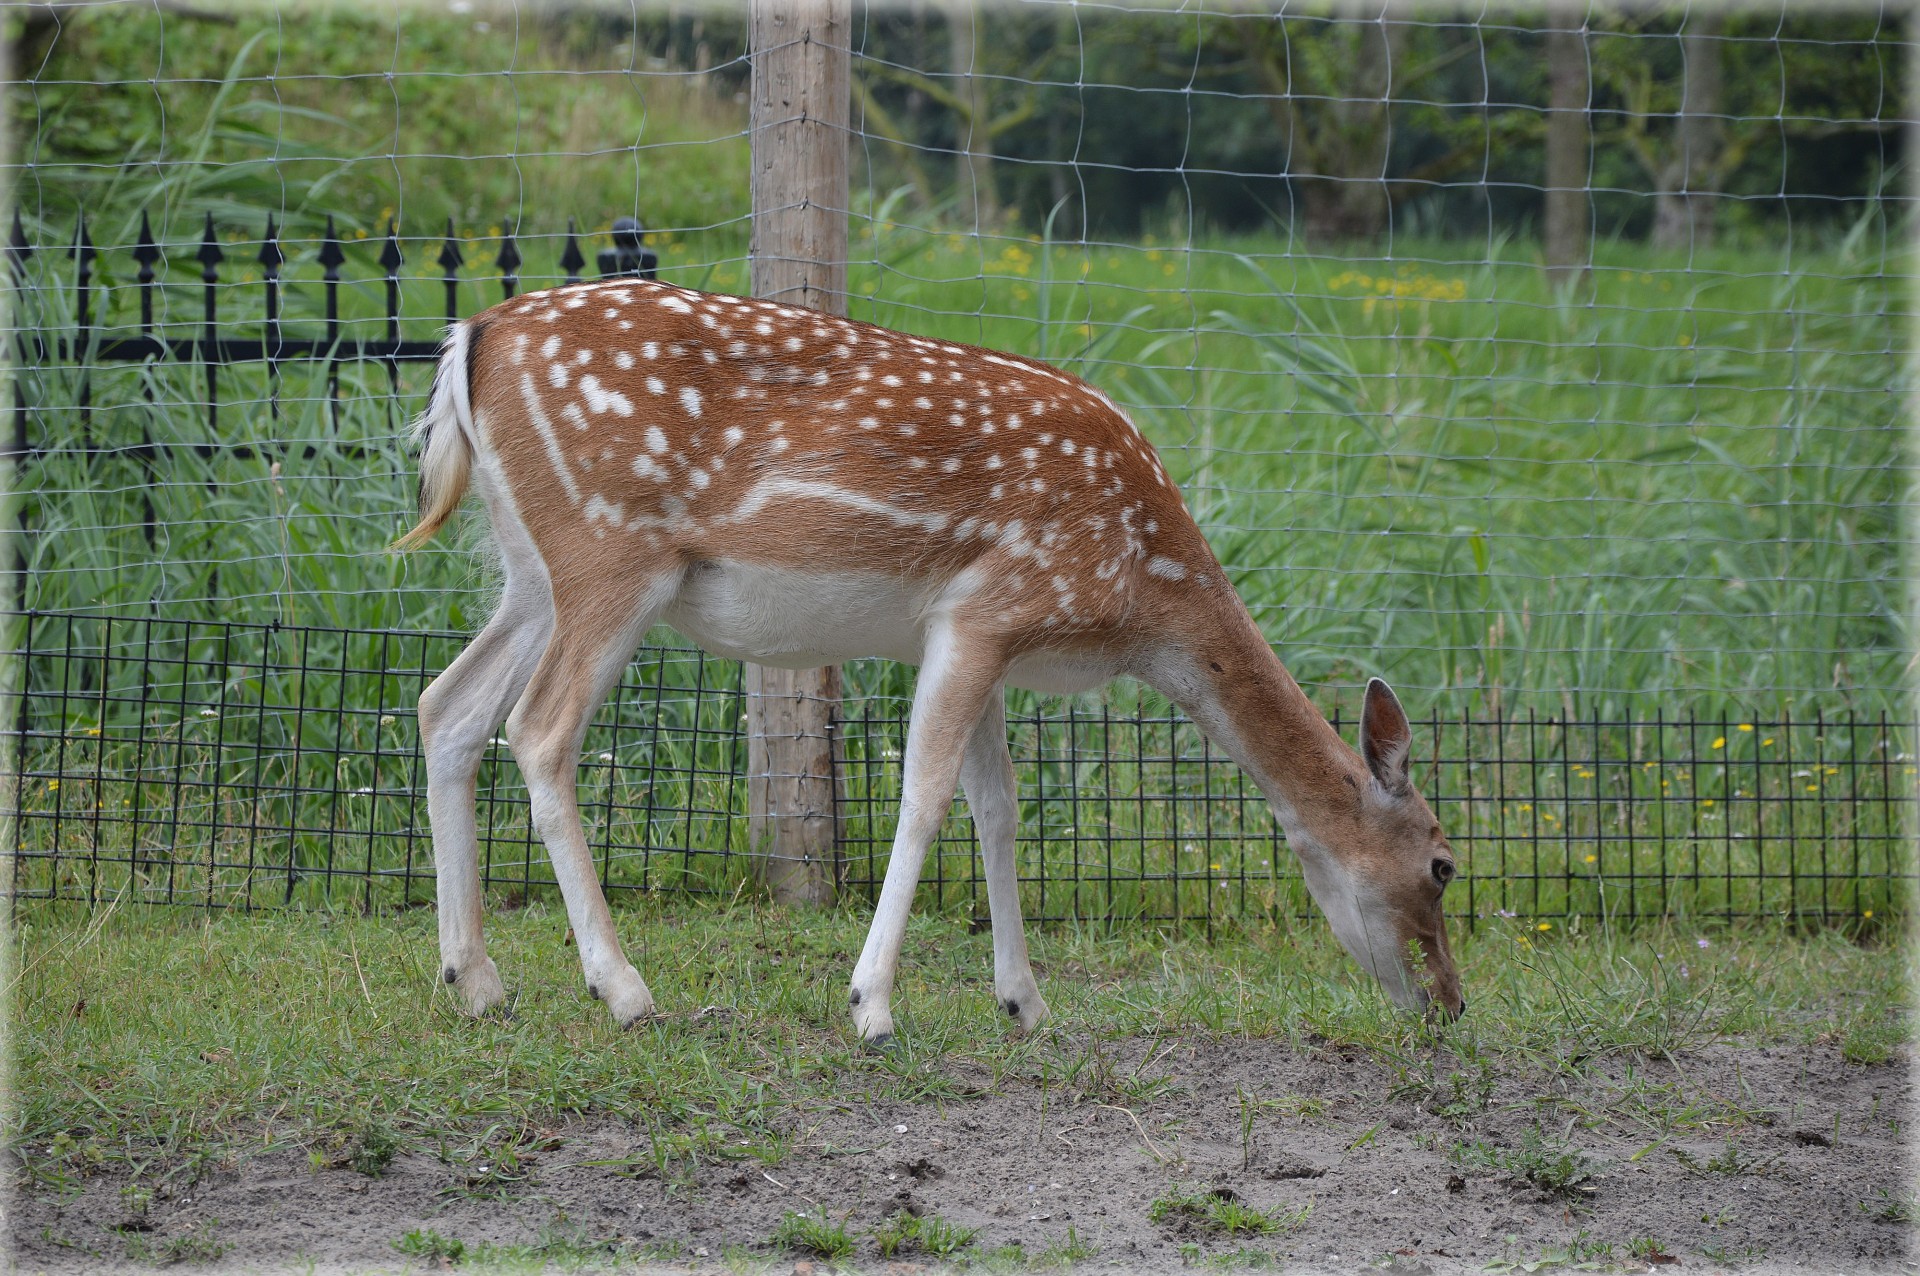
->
663 562 938 669
658 561 1113 695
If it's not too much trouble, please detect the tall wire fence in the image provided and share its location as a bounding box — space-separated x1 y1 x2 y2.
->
7 2 1913 922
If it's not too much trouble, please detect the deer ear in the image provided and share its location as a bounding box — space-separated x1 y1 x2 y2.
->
1360 677 1413 796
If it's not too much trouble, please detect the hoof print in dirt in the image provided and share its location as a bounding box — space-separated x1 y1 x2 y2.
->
1263 1162 1326 1181
896 1157 945 1180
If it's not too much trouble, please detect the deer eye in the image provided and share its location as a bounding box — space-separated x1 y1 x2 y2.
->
1431 858 1455 886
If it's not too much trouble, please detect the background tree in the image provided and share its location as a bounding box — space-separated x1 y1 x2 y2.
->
1543 0 1591 278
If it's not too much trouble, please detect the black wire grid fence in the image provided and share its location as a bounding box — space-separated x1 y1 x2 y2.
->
10 611 1911 927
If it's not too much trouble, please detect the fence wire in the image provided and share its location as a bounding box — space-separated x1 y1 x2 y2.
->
7 2 1913 919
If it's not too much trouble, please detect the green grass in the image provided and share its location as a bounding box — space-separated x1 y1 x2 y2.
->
9 897 1908 1190
1453 1125 1606 1197
770 1209 856 1261
870 1209 979 1259
1148 1187 1313 1237
19 226 1903 719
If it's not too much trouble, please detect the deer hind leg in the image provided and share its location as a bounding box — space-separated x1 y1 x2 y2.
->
848 623 1006 1044
506 571 682 1028
961 690 1048 1033
420 549 554 1017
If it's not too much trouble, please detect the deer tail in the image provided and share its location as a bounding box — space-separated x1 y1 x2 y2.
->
392 321 479 552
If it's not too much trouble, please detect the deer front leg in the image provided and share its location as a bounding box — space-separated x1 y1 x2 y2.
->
419 582 552 1017
961 689 1047 1032
848 626 1004 1044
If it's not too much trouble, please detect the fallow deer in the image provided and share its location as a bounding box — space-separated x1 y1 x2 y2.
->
397 277 1463 1042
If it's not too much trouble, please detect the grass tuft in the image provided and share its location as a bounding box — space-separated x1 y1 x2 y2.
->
871 1209 979 1259
771 1209 856 1261
1148 1187 1312 1237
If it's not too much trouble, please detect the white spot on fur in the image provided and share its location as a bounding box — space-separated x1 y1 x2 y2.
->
645 426 668 454
541 335 562 360
580 375 633 416
1147 556 1187 581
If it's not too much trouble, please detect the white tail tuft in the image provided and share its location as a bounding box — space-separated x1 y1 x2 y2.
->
392 323 477 551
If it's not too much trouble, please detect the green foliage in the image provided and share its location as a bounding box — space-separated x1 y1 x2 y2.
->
121 1219 229 1265
393 1228 466 1264
871 1210 979 1259
1033 1227 1099 1267
1840 1012 1907 1066
771 1209 856 1261
15 6 750 242
1148 1187 1311 1237
1454 1126 1605 1197
344 1117 400 1178
1858 1188 1918 1224
1672 1138 1770 1177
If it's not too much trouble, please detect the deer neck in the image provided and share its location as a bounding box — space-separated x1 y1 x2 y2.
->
1141 603 1363 848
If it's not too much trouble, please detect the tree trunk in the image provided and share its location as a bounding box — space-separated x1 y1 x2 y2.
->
1544 0 1590 280
1652 11 1724 250
1292 14 1405 243
947 0 999 226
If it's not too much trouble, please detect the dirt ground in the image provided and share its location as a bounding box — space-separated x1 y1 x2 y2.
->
10 1036 1912 1274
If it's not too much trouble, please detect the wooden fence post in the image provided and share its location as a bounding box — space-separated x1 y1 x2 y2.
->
746 0 850 905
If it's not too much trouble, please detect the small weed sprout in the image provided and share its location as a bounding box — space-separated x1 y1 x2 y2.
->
1859 1188 1918 1223
1700 1240 1768 1266
772 1209 856 1260
1454 1127 1603 1197
1672 1138 1769 1177
1628 1236 1676 1260
1032 1226 1098 1268
393 1229 466 1264
347 1118 399 1178
122 1220 229 1266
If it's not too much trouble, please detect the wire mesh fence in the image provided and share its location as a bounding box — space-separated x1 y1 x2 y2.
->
11 609 1912 926
7 3 1913 920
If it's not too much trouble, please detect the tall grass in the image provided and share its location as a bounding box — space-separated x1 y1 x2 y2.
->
17 211 1905 717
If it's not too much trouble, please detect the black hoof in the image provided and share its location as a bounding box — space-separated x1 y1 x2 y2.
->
866 1032 897 1053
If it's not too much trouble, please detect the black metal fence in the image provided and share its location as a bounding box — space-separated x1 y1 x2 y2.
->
10 610 1911 927
9 209 656 423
